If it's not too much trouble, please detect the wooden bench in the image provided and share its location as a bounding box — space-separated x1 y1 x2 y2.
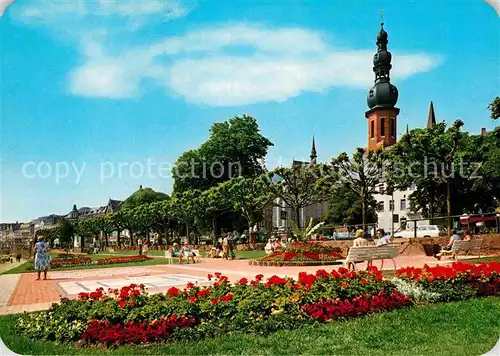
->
165 249 199 264
439 240 483 260
338 245 398 271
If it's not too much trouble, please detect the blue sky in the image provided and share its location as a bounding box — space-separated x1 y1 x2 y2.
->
1 0 498 222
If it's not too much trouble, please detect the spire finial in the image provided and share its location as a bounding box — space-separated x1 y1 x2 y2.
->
427 101 436 128
310 135 317 164
380 8 384 27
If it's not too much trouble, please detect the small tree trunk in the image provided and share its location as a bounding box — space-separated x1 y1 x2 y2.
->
361 196 367 232
129 228 134 246
117 229 121 247
295 206 301 229
212 217 217 245
249 219 255 249
105 233 109 247
186 223 190 244
447 182 452 235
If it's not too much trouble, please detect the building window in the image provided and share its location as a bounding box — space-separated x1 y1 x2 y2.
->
410 183 416 191
377 201 384 212
400 199 407 210
380 117 385 136
371 120 374 138
393 214 399 223
400 217 407 230
390 118 396 137
389 200 394 211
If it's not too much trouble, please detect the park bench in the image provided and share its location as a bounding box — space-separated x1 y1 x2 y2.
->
165 249 199 264
338 245 398 271
439 239 483 260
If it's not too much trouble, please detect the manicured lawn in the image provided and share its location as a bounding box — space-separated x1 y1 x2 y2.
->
96 249 265 260
234 250 266 260
466 255 500 263
1 256 173 275
1 297 498 355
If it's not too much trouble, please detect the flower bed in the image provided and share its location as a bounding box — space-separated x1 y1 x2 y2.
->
15 262 500 348
396 262 500 302
250 242 344 266
49 255 153 269
16 267 410 346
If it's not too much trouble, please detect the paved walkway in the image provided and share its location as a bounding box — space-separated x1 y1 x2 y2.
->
0 254 480 315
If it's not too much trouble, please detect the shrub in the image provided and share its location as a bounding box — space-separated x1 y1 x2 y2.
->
256 242 344 266
16 267 408 347
396 262 500 302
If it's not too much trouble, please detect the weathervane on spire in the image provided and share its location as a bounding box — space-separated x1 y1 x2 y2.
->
380 8 384 26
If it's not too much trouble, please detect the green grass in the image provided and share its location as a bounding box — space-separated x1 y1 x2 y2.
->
233 250 266 260
1 256 174 275
466 256 500 263
0 297 498 355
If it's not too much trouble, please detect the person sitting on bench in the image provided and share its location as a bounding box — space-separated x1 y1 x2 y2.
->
435 229 461 260
171 243 184 263
182 242 196 264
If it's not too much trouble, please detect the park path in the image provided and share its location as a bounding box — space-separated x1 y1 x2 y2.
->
0 255 473 315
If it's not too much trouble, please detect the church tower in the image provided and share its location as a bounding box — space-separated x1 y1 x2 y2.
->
366 22 400 151
310 136 317 164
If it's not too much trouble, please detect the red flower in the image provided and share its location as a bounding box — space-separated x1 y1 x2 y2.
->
220 294 234 302
118 300 127 308
255 274 264 281
211 298 219 305
186 282 195 289
197 289 211 297
360 278 367 284
188 296 198 303
283 252 297 261
207 274 213 280
129 301 136 308
78 292 89 299
215 272 222 278
167 287 180 297
315 269 329 278
238 278 248 285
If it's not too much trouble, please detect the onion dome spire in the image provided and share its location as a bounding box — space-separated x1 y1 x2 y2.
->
367 21 399 110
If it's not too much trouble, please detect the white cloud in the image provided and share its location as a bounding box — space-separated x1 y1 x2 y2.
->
97 0 190 18
9 0 441 107
19 0 88 21
12 0 191 25
148 24 327 56
68 25 442 106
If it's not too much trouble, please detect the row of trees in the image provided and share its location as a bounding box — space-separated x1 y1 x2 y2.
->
41 102 499 248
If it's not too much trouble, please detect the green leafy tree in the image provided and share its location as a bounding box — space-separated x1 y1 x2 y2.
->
330 148 388 231
131 204 155 244
325 185 378 226
150 199 172 245
173 115 273 193
270 164 327 229
121 187 168 210
389 120 469 233
58 219 75 249
96 215 116 247
223 175 275 247
199 185 231 243
171 190 202 244
488 97 500 120
110 212 127 247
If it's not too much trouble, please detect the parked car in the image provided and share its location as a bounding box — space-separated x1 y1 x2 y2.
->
393 225 445 238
